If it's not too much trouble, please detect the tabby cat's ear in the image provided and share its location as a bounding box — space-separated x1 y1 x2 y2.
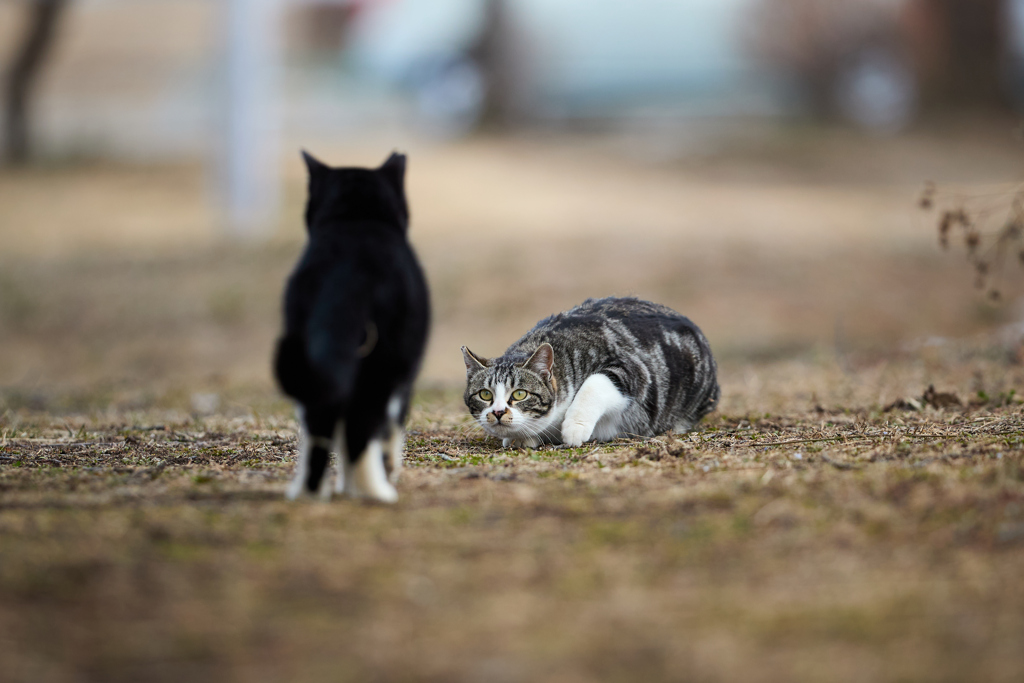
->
378 152 406 196
461 346 489 374
523 343 554 381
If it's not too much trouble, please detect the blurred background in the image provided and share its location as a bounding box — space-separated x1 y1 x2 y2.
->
3 0 1024 415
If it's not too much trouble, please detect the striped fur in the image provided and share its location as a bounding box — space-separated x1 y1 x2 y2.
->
462 297 719 446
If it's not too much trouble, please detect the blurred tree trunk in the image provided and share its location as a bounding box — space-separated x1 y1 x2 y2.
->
469 0 533 128
4 0 70 165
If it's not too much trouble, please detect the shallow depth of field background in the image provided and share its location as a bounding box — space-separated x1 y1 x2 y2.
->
3 0 1024 411
3 2 1024 682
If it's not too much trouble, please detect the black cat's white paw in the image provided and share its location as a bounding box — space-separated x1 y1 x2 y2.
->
344 439 399 504
286 469 334 502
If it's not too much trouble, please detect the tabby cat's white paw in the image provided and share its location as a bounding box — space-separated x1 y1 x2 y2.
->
502 437 514 448
561 420 594 447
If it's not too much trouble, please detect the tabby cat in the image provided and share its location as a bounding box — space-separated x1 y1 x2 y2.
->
275 151 429 503
462 297 718 447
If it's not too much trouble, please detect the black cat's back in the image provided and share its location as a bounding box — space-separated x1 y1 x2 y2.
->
277 226 427 408
275 152 429 502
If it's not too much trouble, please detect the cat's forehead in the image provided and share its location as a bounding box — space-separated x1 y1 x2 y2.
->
486 360 550 386
487 362 521 384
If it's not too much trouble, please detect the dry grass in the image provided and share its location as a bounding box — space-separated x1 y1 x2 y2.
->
2 377 1024 683
3 128 1024 681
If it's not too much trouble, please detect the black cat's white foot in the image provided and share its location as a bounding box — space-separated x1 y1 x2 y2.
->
332 421 348 495
287 429 398 503
384 428 405 483
345 438 399 504
286 423 311 501
383 395 405 483
286 429 334 501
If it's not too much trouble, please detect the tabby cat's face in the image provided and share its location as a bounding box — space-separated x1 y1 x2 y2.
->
462 344 555 440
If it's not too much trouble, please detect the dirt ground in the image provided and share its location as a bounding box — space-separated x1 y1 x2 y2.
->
3 127 1024 682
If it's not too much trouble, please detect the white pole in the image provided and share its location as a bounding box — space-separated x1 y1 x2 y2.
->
220 0 282 237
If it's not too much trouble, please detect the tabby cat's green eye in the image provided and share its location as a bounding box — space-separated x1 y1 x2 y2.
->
478 389 493 401
511 389 527 401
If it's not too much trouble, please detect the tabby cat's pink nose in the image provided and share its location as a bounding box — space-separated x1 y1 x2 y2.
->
492 408 507 420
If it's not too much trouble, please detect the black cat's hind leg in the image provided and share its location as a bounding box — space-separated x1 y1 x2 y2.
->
382 389 410 483
343 403 397 503
286 406 336 501
331 419 349 495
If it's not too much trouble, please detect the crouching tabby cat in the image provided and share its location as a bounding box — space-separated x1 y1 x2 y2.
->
462 297 718 447
275 151 429 503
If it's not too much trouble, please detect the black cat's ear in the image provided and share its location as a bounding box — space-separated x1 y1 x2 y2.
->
462 346 489 374
523 343 554 382
378 152 406 196
301 150 330 178
301 150 330 229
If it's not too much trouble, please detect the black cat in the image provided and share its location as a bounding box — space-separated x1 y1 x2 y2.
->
275 152 430 502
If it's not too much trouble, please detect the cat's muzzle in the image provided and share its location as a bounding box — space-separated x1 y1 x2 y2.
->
485 411 514 428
